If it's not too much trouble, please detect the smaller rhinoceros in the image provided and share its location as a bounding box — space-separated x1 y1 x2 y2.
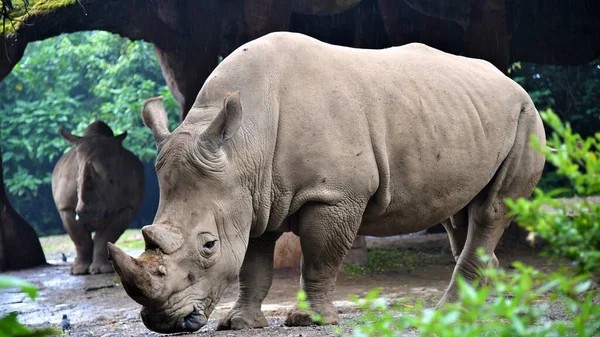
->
52 121 145 275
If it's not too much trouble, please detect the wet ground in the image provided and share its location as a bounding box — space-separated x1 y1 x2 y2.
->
1 232 557 337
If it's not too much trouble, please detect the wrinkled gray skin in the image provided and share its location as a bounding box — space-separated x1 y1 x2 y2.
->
52 121 145 275
108 32 546 333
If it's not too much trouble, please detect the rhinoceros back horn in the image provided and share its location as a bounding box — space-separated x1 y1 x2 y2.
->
142 225 183 254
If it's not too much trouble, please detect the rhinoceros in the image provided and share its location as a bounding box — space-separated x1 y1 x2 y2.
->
52 121 145 275
108 32 546 333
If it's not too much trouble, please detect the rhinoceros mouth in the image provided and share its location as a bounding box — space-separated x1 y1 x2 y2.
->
181 310 207 331
140 298 214 333
181 299 215 331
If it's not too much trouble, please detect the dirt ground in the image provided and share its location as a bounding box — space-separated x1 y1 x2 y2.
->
1 233 557 337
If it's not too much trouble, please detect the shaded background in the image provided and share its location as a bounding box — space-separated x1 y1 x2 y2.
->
0 0 598 237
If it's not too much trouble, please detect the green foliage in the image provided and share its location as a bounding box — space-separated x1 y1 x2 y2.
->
349 264 599 337
344 247 450 275
0 31 177 234
342 111 600 336
0 275 37 299
0 276 60 336
506 109 600 274
511 59 600 192
511 61 600 140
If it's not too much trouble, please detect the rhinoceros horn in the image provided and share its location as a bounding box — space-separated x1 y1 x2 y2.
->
141 225 184 254
107 243 164 306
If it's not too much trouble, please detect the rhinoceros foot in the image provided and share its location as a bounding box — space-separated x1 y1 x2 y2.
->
89 260 115 274
284 303 338 326
71 261 91 275
216 307 269 330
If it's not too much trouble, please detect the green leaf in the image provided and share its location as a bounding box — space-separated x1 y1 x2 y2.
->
573 280 592 294
0 312 31 336
0 276 38 299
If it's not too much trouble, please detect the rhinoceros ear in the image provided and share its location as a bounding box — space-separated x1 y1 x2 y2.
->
201 91 242 151
142 96 170 146
115 131 128 143
59 127 81 144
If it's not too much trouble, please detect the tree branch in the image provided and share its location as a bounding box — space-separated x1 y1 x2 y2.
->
0 0 190 83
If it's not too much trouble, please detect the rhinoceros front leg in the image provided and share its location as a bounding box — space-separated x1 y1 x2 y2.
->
217 232 282 330
285 201 364 326
60 209 93 275
89 208 133 274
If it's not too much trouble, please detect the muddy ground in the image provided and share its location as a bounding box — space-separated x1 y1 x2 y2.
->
1 232 558 337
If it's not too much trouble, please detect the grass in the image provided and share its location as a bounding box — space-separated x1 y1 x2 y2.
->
1 0 76 35
40 228 145 258
344 246 454 275
117 238 145 249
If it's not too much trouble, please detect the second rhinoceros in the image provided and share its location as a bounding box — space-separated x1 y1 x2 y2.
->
52 121 145 275
108 32 546 333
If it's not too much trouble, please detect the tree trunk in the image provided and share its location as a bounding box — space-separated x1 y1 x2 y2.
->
0 147 47 271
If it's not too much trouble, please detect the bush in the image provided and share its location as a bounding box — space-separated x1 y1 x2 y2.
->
507 109 600 274
349 260 599 337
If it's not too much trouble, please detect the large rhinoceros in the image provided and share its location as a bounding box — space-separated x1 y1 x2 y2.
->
108 32 546 333
52 121 145 275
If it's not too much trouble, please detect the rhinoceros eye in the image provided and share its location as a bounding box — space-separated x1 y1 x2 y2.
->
203 240 217 249
198 234 219 261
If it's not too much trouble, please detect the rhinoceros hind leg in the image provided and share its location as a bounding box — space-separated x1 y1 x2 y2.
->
437 108 545 306
60 210 92 275
89 208 133 274
285 200 365 327
441 207 468 263
217 232 282 330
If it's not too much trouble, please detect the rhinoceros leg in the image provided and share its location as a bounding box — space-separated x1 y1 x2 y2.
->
441 207 468 262
285 201 365 326
61 209 93 275
89 208 133 274
438 108 545 305
217 232 282 330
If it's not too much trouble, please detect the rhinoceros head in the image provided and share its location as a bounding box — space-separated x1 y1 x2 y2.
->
109 92 252 333
60 121 128 223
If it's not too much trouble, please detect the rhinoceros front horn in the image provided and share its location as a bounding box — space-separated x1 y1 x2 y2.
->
142 225 183 254
107 243 163 306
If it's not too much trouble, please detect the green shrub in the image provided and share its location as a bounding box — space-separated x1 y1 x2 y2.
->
349 259 599 337
507 109 600 274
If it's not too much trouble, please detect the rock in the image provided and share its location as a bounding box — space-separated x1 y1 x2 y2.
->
273 233 302 270
343 236 368 266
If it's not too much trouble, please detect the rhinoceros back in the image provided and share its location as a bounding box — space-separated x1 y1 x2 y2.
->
194 32 539 235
